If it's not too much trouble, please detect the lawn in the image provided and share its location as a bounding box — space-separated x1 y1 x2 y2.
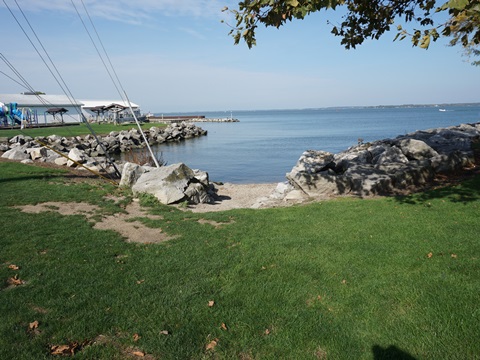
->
0 161 479 359
0 122 165 139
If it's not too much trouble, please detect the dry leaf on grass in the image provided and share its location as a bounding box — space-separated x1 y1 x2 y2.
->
208 300 215 307
205 338 219 351
451 253 458 258
133 333 141 342
427 252 433 258
136 280 145 285
7 274 25 286
220 323 228 331
8 264 20 270
160 330 169 335
50 343 79 356
264 329 271 335
29 320 39 330
131 350 145 357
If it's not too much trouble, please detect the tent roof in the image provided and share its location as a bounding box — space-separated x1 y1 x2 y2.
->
81 100 139 109
0 94 83 107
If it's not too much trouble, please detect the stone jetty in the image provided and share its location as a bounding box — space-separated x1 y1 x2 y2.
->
0 122 207 173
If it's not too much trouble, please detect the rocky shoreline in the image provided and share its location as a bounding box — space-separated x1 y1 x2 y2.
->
0 122 206 173
283 122 480 199
1 121 479 210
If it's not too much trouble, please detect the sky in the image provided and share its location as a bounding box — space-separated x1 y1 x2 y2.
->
1 0 479 113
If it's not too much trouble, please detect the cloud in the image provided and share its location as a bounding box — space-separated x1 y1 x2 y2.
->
2 0 231 23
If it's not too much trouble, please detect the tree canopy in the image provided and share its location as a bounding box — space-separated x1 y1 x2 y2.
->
224 0 480 65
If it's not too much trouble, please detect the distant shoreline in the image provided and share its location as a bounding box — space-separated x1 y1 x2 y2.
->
157 102 480 114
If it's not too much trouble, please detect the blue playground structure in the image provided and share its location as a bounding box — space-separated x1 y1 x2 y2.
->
0 102 38 128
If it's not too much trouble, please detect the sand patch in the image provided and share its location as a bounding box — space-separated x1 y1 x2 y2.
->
182 182 281 213
15 199 172 244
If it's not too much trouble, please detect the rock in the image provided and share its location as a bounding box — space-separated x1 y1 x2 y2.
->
119 162 146 188
1 148 30 161
373 145 409 165
54 157 69 166
66 148 86 167
132 163 213 205
29 147 48 160
272 182 295 199
285 122 480 198
397 138 439 160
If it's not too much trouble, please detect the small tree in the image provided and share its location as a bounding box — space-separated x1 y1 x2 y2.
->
224 0 480 65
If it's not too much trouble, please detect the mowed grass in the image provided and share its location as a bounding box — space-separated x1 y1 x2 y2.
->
0 162 479 359
0 122 165 139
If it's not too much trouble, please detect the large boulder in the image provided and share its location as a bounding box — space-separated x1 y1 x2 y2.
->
132 163 214 205
1 148 30 161
397 138 439 160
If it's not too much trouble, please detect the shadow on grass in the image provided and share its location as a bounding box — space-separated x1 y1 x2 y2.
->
372 345 417 360
394 173 480 205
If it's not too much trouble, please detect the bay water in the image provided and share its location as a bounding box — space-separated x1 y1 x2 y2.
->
153 105 480 184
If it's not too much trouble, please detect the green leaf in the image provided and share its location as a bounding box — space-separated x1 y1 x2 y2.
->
286 0 300 7
446 0 469 10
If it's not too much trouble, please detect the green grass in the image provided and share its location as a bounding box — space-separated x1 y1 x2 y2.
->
0 122 166 139
1 162 479 359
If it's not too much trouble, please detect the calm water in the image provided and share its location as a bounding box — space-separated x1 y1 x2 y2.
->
153 105 480 184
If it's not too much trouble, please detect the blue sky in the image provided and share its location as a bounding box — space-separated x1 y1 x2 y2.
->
1 0 479 112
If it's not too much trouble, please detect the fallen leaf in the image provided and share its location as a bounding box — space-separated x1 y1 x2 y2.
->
160 330 169 335
136 280 145 284
28 321 39 331
341 279 347 285
132 350 145 357
220 323 228 331
50 343 79 356
264 329 270 335
8 264 20 270
427 252 433 258
133 333 140 342
208 300 215 307
205 338 219 351
451 253 458 258
7 275 25 286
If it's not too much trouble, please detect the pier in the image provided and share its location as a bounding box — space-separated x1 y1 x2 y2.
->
147 115 239 123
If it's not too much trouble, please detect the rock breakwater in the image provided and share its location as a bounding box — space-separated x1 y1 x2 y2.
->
1 122 207 172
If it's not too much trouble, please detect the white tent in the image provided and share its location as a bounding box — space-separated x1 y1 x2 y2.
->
0 93 83 124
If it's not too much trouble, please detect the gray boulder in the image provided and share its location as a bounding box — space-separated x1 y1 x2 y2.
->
1 148 30 161
67 148 86 167
119 162 146 188
397 138 439 160
132 163 214 205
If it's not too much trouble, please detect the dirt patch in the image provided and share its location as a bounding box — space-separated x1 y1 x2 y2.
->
15 199 173 244
197 218 236 228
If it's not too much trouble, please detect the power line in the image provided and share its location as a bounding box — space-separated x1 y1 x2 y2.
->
70 0 125 102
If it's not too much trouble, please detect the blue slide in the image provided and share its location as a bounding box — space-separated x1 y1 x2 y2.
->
0 102 8 126
8 103 23 125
